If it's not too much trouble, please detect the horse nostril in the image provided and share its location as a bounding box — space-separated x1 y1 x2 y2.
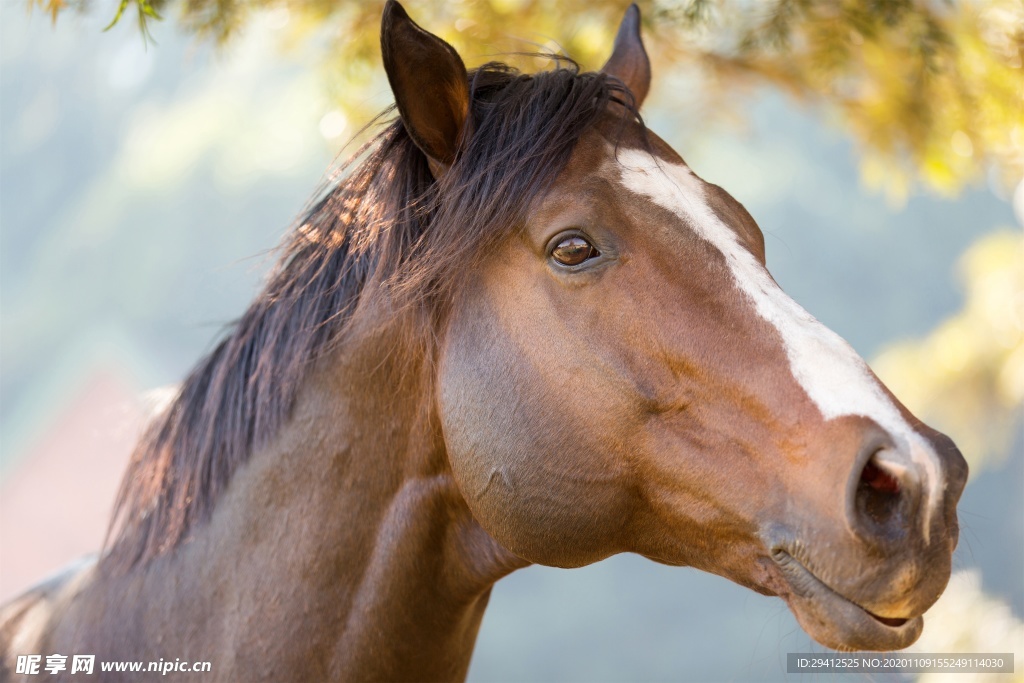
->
855 453 905 534
861 459 900 495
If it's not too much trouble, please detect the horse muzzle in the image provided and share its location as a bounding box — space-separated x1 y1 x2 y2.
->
762 421 968 651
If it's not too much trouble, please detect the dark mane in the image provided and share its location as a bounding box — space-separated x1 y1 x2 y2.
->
103 59 641 571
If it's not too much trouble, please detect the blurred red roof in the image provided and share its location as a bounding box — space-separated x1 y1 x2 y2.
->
0 368 144 601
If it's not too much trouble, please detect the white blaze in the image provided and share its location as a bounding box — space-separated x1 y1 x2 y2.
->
616 149 941 535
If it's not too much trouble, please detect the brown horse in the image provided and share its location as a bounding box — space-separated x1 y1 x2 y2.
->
1 3 967 681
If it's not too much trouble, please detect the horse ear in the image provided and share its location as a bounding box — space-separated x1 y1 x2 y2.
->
600 4 651 109
381 0 470 176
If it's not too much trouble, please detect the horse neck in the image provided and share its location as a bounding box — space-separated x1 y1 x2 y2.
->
185 317 525 680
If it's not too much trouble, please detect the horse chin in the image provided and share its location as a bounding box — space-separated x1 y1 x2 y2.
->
771 550 924 651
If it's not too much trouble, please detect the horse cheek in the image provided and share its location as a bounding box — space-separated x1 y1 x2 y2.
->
437 317 632 567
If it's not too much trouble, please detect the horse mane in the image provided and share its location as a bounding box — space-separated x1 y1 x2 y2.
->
102 59 642 572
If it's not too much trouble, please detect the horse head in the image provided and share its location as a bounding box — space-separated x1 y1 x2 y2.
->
382 0 968 652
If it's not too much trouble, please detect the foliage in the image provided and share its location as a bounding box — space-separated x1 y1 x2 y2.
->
33 0 1024 198
103 0 163 40
661 0 1024 197
873 229 1023 474
911 569 1024 683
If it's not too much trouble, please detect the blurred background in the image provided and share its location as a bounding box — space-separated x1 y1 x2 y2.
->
1 0 1021 681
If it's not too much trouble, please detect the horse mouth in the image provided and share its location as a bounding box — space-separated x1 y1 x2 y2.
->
771 549 922 651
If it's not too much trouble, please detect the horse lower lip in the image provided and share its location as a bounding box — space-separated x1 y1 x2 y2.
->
771 548 921 649
869 613 909 627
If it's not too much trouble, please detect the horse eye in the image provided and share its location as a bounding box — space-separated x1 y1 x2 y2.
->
551 236 599 266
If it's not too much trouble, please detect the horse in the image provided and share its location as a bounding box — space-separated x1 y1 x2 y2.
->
1 3 968 681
